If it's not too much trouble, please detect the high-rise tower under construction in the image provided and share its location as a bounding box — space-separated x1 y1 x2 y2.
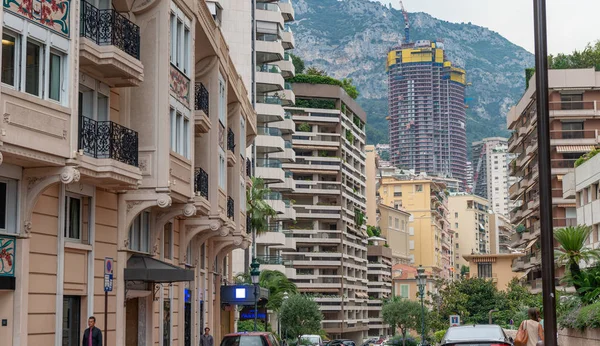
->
387 40 468 188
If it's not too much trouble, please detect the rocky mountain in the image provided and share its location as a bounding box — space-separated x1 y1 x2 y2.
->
290 0 535 148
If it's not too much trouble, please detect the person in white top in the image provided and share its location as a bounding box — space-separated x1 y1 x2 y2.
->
520 308 544 346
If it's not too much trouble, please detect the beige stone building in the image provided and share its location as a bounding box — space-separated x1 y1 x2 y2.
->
508 68 600 290
489 212 515 254
377 204 411 264
0 1 257 345
463 254 524 291
391 264 436 302
378 177 454 279
448 194 491 275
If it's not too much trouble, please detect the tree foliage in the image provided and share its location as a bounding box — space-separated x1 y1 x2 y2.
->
382 297 424 346
426 277 536 329
555 225 600 293
234 270 298 311
290 54 305 74
247 177 277 236
280 294 323 340
367 225 382 238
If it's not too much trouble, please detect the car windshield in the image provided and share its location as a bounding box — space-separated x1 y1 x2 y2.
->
444 326 504 341
221 336 267 346
302 337 320 344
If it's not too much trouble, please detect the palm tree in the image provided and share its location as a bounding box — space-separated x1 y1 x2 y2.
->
554 225 600 292
247 177 277 259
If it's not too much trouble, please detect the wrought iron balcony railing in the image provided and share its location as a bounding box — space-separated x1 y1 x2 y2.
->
246 158 252 177
80 0 140 59
195 82 209 114
227 196 234 220
227 128 235 152
194 167 209 199
247 214 252 234
79 115 138 166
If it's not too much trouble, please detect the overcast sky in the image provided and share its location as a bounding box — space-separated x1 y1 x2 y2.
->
375 0 600 55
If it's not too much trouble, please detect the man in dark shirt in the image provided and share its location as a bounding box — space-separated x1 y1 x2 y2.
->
82 316 103 346
201 327 214 346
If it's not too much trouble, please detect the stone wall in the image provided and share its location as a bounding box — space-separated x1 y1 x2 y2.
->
558 328 600 346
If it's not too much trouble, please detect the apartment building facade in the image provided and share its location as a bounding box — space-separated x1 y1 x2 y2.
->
391 264 436 302
508 68 600 290
448 194 490 276
377 204 411 265
563 152 600 253
216 0 297 274
366 244 392 338
365 145 379 225
378 177 453 279
278 83 369 342
0 1 256 345
472 137 517 216
462 253 524 291
489 212 514 254
387 40 468 187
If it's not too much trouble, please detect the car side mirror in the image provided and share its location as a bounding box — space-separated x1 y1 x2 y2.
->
509 337 514 343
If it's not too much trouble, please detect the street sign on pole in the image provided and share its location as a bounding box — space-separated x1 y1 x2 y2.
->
103 257 113 346
449 315 460 327
104 257 114 292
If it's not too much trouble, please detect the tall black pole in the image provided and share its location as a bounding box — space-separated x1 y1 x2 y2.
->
533 1 557 346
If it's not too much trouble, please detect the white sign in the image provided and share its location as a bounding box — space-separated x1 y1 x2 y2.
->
450 315 460 327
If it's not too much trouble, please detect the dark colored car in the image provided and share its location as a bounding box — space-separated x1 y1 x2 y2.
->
329 340 356 346
440 325 514 346
361 338 378 346
221 332 280 346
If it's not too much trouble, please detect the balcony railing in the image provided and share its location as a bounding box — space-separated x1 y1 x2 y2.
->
256 64 282 73
553 218 577 228
195 83 209 114
227 128 235 152
194 167 208 199
549 129 597 140
257 94 282 105
79 115 138 166
80 0 140 59
549 101 595 111
256 158 282 168
246 158 252 177
255 255 284 265
551 159 577 169
257 127 282 136
227 196 234 220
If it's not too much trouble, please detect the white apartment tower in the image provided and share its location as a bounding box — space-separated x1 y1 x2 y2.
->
282 83 369 342
472 137 517 216
215 0 298 271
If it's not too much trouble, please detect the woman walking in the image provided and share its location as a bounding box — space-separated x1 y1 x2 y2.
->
516 308 544 346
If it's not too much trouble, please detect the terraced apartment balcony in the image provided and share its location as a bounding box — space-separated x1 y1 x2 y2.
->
255 2 284 27
256 94 285 122
256 64 284 93
255 127 285 154
194 83 211 134
270 140 296 162
282 26 295 50
550 129 600 146
275 53 296 78
279 0 295 21
78 115 141 188
79 0 143 86
256 33 284 62
549 100 600 118
255 158 285 183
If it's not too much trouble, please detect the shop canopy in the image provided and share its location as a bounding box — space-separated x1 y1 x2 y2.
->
124 254 194 283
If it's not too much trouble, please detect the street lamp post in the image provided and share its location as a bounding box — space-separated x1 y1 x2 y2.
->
280 291 289 341
416 265 428 346
251 258 261 332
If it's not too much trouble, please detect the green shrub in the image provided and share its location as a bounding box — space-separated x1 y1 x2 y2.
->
575 148 600 167
288 74 359 99
575 300 600 330
297 123 312 132
345 129 354 142
295 98 337 109
387 336 418 346
433 330 447 344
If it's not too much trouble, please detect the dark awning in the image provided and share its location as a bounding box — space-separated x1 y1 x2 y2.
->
124 254 194 283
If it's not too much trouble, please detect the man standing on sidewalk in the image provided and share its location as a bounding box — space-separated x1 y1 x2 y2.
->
82 316 102 346
201 327 214 346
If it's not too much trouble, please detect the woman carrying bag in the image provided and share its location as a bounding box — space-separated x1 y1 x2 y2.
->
514 308 544 346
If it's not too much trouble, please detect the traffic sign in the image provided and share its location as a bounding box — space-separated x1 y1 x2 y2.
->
450 315 460 326
104 257 113 292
